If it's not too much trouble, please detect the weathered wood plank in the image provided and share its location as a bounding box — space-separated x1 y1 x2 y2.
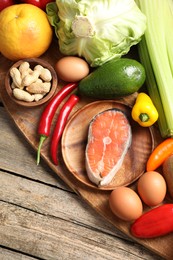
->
1 170 112 231
0 201 163 260
0 107 127 238
0 106 66 189
0 107 164 259
0 247 37 260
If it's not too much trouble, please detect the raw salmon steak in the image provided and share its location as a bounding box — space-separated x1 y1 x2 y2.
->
85 108 132 187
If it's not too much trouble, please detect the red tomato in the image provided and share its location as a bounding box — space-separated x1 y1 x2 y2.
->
19 0 55 10
0 0 15 12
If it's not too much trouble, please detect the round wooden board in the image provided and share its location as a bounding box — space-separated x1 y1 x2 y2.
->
62 100 155 190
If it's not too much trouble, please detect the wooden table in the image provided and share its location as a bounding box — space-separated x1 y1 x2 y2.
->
0 44 168 259
0 94 165 258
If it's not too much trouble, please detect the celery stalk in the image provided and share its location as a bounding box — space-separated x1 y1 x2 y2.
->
136 0 173 138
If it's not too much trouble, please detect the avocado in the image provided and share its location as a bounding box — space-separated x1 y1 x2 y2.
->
78 58 146 99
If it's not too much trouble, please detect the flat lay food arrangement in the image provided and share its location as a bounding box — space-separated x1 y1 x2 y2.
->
1 0 173 258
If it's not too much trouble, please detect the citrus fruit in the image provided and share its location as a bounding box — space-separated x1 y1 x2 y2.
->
0 4 53 61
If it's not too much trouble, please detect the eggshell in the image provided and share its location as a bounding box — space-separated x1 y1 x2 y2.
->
55 56 90 82
109 187 143 221
137 171 167 207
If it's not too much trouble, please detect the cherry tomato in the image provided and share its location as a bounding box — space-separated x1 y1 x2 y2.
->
19 0 55 10
0 0 15 12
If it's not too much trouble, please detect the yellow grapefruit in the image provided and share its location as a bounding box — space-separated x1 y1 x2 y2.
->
0 4 53 61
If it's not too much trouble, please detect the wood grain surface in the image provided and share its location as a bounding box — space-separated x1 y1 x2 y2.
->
0 106 163 260
0 39 172 259
62 100 154 189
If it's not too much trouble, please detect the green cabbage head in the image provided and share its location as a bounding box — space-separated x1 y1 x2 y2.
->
47 0 146 67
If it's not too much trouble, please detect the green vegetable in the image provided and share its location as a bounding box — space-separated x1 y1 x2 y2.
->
46 0 146 67
78 58 146 99
136 0 173 138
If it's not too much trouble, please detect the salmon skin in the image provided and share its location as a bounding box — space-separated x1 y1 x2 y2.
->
85 108 132 187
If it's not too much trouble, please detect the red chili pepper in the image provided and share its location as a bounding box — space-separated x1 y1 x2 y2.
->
37 83 78 165
146 138 173 171
50 93 79 165
131 204 173 238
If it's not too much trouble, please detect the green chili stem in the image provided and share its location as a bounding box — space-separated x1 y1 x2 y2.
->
37 135 47 165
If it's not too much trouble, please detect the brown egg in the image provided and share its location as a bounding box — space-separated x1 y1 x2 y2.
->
55 56 90 82
137 171 167 207
109 187 143 221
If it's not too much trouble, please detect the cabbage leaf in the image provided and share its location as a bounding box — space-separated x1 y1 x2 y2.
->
47 0 146 67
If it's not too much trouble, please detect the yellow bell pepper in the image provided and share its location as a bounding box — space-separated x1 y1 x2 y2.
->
131 92 159 127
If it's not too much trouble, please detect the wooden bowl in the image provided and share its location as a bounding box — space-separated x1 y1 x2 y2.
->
62 100 155 190
5 58 58 107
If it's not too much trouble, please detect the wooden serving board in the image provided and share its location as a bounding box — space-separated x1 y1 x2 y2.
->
1 39 172 259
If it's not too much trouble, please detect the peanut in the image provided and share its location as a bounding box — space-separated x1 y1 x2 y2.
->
22 70 40 87
34 64 43 72
10 67 22 89
11 82 17 89
34 65 52 82
26 82 51 94
34 93 45 101
41 69 52 82
35 78 43 84
13 88 35 102
10 61 53 103
19 62 30 79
